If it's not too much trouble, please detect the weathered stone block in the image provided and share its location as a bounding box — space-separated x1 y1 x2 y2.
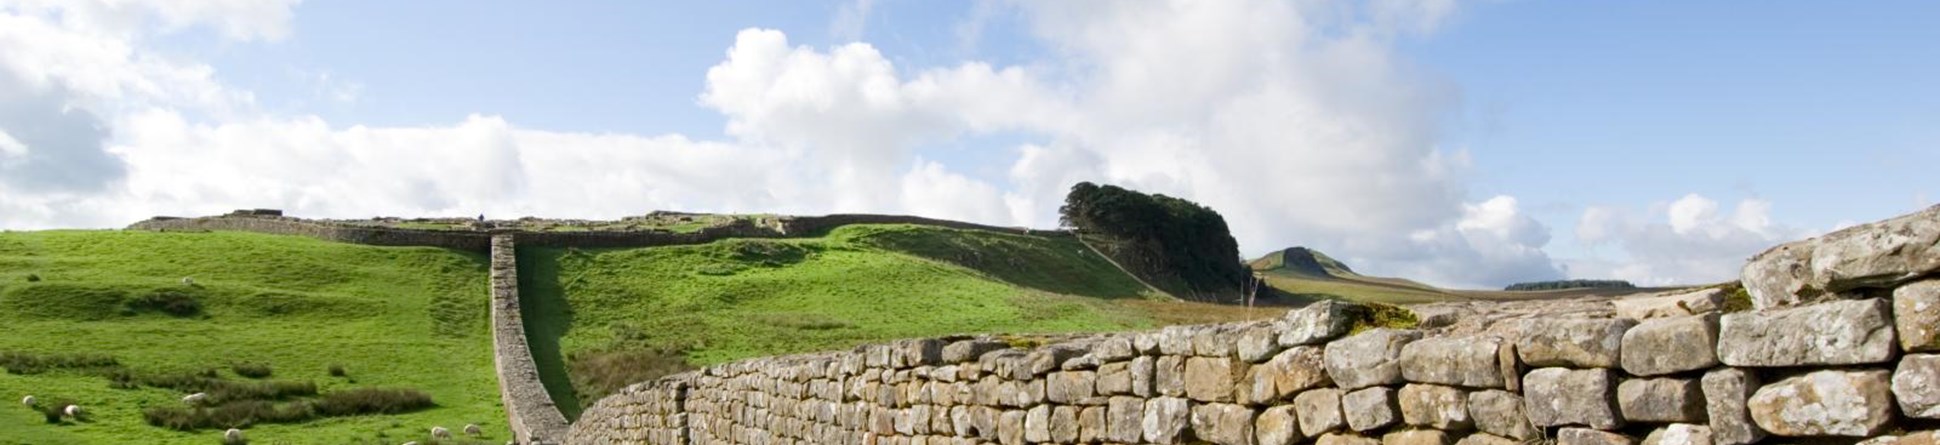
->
1516 318 1634 368
1160 325 1196 355
1615 288 1726 320
1294 388 1345 435
1024 405 1051 443
1280 300 1366 346
1700 368 1764 445
1143 397 1190 445
1399 383 1472 431
1050 406 1079 443
1467 390 1539 440
1383 430 1451 445
943 340 1008 364
1641 424 1712 445
1560 428 1635 445
1191 403 1258 445
1318 433 1383 445
1046 371 1097 404
1097 362 1131 396
1617 377 1706 423
1898 280 1940 352
1326 328 1422 390
1454 433 1521 445
1078 406 1106 443
1239 325 1286 363
1894 353 1940 418
1718 298 1896 367
1106 396 1144 443
1400 335 1511 389
1095 336 1136 362
1156 355 1187 397
1342 387 1399 432
1741 203 1940 309
1185 356 1243 402
1242 346 1330 405
1748 369 1894 437
1524 367 1622 429
1195 326 1244 357
1256 405 1304 445
997 409 1025 445
1621 314 1721 376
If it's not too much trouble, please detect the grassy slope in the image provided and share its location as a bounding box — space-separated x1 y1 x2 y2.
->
1250 247 1672 304
0 231 502 445
519 224 1282 415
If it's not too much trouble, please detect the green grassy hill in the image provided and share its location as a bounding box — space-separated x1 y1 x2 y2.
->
517 224 1289 416
0 231 503 445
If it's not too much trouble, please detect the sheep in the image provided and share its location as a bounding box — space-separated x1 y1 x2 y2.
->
181 276 195 286
430 426 451 440
183 392 207 405
222 428 244 444
62 404 81 418
463 423 483 437
20 395 33 408
401 442 418 445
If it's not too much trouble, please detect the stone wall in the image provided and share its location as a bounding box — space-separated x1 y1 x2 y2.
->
129 215 494 252
492 234 572 444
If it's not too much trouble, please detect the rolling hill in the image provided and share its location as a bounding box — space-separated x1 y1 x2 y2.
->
1250 246 1673 304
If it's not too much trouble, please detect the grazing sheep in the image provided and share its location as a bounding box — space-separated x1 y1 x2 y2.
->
20 395 33 407
62 405 80 417
181 276 196 286
183 392 207 405
222 428 244 443
429 426 451 440
401 442 418 445
463 423 482 437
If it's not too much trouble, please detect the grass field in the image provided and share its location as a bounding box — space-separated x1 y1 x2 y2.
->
515 224 1255 415
0 231 504 445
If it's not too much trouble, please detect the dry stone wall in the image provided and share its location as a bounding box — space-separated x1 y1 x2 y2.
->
493 234 573 444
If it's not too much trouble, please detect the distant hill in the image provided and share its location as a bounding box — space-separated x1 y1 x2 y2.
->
1249 246 1667 305
1504 279 1636 292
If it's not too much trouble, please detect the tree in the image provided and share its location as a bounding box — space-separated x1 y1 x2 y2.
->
1059 182 1248 302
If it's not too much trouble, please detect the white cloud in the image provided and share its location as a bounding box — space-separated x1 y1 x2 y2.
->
1569 194 1808 286
1 0 1586 288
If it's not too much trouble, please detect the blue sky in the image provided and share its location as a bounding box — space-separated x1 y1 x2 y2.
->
0 1 1933 288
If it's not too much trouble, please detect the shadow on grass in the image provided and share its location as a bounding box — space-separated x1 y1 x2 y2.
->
515 248 582 421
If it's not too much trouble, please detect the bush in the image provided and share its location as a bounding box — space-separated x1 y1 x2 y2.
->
232 362 273 379
0 351 120 375
206 380 316 404
124 289 202 317
327 364 347 378
33 398 77 424
23 273 38 282
568 349 693 404
143 400 314 431
311 388 434 416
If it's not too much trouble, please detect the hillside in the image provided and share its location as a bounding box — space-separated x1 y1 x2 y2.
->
515 223 1289 417
1250 246 1669 304
0 231 502 445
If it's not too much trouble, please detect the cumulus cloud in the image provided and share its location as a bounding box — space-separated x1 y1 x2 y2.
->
0 0 1580 288
1569 194 1808 286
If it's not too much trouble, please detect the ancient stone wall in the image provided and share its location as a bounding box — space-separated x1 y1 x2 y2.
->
128 215 494 252
492 234 573 444
566 283 1939 445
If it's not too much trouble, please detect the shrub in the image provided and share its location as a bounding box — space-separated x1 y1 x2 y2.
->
23 273 38 282
568 349 693 404
143 400 313 431
232 362 273 379
124 289 202 317
311 388 434 416
206 380 316 404
33 398 77 424
327 364 347 378
0 351 120 375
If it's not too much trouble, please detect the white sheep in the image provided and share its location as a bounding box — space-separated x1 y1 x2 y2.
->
183 392 207 405
181 276 195 286
62 405 81 418
463 423 483 437
401 442 419 445
222 428 244 443
20 395 33 407
430 426 451 440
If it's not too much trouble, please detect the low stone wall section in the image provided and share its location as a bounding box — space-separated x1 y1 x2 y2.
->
492 235 573 444
129 215 494 252
567 282 1940 445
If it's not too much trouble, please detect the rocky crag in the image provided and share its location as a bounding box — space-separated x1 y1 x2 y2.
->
566 204 1940 445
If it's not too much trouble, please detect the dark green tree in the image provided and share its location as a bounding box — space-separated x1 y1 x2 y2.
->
1059 182 1248 302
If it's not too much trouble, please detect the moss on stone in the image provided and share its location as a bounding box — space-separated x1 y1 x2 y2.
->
1350 302 1419 333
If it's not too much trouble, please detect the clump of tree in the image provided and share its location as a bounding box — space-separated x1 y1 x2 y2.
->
1504 279 1636 291
1059 182 1248 302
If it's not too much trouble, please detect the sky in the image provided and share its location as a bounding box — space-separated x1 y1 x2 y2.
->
1 1 1935 289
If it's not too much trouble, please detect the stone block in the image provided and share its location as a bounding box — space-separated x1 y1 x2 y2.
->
1741 204 1940 309
1256 405 1304 445
1239 325 1286 363
1455 433 1521 445
997 410 1025 445
1078 406 1106 443
1898 280 1940 352
1718 298 1896 367
1748 369 1894 437
1894 353 1940 418
942 340 1008 364
1046 371 1097 404
1191 403 1258 445
1342 387 1399 432
1326 328 1422 390
1280 300 1366 346
1097 362 1131 396
1641 424 1712 445
1106 396 1145 443
1516 318 1634 368
1242 346 1330 405
1294 388 1346 435
1024 405 1051 443
1621 314 1721 376
1400 335 1512 388
1700 368 1764 445
1050 406 1079 443
1560 428 1635 445
1524 367 1622 429
1143 397 1190 445
1185 356 1243 402
1383 430 1451 445
1467 390 1539 440
1398 383 1472 431
1318 433 1383 445
1615 288 1726 320
1156 355 1187 397
1617 377 1706 423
